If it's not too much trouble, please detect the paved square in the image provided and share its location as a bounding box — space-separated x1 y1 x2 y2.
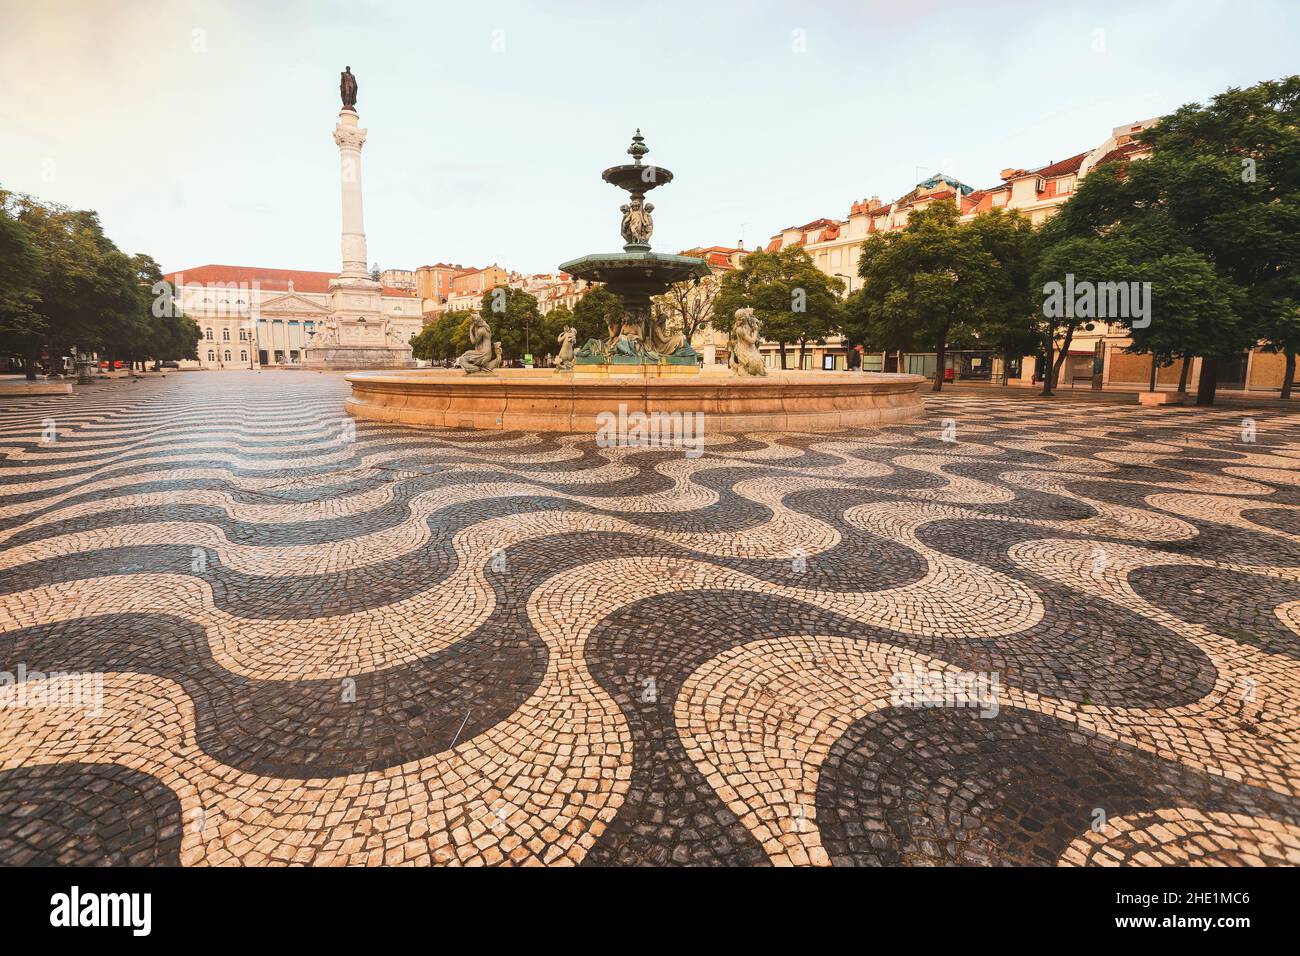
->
1 372 1298 866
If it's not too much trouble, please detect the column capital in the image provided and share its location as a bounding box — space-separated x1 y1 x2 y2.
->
333 125 368 150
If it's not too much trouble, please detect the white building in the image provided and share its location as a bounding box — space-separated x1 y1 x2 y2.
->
165 264 421 369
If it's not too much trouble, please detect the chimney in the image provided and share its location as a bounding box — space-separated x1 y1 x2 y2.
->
737 239 745 250
868 196 882 210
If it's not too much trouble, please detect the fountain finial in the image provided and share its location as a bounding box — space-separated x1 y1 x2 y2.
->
627 129 649 166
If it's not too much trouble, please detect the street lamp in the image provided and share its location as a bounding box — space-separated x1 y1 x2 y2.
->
241 318 261 372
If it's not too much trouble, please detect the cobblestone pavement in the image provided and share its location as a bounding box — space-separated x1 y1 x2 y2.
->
1 371 1298 866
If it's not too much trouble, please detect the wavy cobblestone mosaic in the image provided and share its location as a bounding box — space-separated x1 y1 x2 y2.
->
1 372 1298 866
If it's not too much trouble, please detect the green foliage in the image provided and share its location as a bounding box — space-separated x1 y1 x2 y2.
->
539 305 578 358
479 284 541 360
0 195 47 364
1038 75 1300 402
714 247 842 368
851 200 1034 389
571 285 623 345
0 189 193 376
410 309 474 362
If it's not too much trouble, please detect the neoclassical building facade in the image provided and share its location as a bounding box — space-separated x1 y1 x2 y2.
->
165 265 421 369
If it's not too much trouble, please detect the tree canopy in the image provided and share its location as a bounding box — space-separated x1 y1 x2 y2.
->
714 247 843 369
480 284 542 361
571 285 624 346
410 309 474 362
1037 76 1300 402
0 189 199 378
850 200 1034 390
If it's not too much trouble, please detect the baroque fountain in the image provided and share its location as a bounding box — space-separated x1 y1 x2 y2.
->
344 132 925 431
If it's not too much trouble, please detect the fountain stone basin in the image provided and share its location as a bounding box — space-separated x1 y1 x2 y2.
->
344 367 927 433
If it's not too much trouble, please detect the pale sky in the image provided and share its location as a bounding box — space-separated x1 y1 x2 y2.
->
2 0 1298 276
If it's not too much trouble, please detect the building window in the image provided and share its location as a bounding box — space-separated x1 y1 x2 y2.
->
207 350 215 362
241 351 248 362
992 193 1008 207
223 350 231 362
222 328 230 340
239 329 247 340
1057 175 1074 195
205 327 214 340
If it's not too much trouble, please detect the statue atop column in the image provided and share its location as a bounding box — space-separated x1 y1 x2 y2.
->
340 66 358 110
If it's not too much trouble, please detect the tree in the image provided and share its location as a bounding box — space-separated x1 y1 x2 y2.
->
411 309 474 362
854 201 1031 391
538 305 577 363
652 272 721 348
571 285 623 346
0 195 47 378
1 190 198 377
135 254 201 366
714 247 843 369
1038 76 1300 404
1032 227 1153 395
966 209 1038 384
480 284 541 361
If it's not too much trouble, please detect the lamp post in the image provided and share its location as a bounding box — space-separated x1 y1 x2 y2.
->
241 318 261 372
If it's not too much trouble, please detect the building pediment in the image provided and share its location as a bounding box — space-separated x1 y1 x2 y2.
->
259 292 331 315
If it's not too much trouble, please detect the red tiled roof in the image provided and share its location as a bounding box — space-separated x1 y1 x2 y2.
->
905 189 955 206
793 218 838 232
1094 140 1147 168
164 264 416 297
1035 150 1089 178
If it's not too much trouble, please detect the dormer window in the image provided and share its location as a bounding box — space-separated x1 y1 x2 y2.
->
1057 175 1075 195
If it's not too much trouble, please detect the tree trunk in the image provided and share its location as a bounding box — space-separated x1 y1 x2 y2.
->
1040 334 1054 397
1282 349 1296 401
1177 355 1191 393
1051 326 1075 388
24 348 39 381
1148 354 1159 392
933 336 946 392
798 339 807 370
778 342 787 370
1196 356 1218 406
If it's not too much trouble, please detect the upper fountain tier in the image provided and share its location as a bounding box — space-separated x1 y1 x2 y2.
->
560 129 710 285
600 129 674 199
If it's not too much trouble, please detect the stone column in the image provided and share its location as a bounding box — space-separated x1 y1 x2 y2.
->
333 108 369 279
